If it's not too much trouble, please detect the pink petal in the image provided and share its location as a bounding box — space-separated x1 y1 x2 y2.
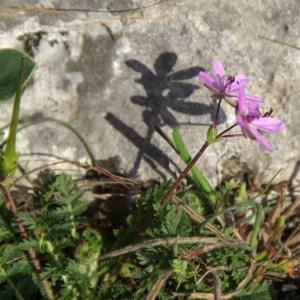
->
229 74 249 91
245 94 264 103
247 102 260 116
236 116 249 130
213 60 225 89
249 127 273 152
236 115 243 126
237 88 246 115
251 117 286 133
199 72 217 88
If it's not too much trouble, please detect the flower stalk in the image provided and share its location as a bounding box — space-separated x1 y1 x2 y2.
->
143 59 286 242
0 57 24 185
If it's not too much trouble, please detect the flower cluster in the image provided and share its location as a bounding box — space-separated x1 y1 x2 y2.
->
199 60 285 152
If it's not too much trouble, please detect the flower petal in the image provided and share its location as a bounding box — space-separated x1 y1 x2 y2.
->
199 72 217 89
245 94 264 103
236 116 248 129
251 117 286 133
229 74 249 91
237 88 246 115
213 60 225 89
237 116 257 139
236 115 243 126
248 127 273 152
247 102 260 117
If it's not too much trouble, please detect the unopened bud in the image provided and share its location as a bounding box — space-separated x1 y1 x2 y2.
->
206 124 220 144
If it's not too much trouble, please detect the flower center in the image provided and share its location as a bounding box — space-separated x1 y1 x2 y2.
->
224 76 236 91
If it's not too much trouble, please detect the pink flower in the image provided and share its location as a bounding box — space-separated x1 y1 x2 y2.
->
236 89 285 152
199 60 263 106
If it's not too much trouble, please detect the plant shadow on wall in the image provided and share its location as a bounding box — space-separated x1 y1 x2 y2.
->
105 52 227 179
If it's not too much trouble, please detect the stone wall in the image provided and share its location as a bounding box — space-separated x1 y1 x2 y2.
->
0 0 297 187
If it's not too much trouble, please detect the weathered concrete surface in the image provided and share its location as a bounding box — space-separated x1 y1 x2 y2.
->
0 0 297 187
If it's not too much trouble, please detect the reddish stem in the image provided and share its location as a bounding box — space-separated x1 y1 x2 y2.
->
221 134 243 138
105 116 243 290
216 123 238 138
214 99 222 124
138 141 209 238
3 186 54 299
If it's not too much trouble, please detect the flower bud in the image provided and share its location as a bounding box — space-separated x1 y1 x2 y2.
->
206 124 220 144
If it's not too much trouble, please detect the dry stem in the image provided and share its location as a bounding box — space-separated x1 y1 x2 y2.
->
3 186 54 300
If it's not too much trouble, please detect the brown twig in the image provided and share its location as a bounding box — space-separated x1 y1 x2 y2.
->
0 0 215 23
3 186 54 300
172 259 255 299
13 159 135 190
172 195 226 240
97 237 223 261
146 268 173 300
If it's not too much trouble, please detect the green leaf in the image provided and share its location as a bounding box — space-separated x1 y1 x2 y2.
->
0 245 18 265
17 212 38 229
71 201 90 216
42 264 61 280
18 238 39 251
52 238 74 250
0 49 35 101
232 280 273 300
0 283 15 300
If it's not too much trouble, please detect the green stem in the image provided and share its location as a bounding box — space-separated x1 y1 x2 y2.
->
5 57 24 159
238 206 269 228
0 57 25 183
45 239 62 266
17 118 97 167
67 203 77 239
258 35 300 51
0 267 25 300
198 170 280 250
198 201 262 249
153 125 179 154
172 127 216 203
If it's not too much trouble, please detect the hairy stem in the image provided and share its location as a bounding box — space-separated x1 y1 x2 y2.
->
214 99 222 124
138 141 209 238
172 128 215 203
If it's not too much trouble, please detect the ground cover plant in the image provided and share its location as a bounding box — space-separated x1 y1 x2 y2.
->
0 46 299 300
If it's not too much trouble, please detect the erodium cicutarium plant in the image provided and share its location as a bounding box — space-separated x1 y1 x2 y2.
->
152 59 286 233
